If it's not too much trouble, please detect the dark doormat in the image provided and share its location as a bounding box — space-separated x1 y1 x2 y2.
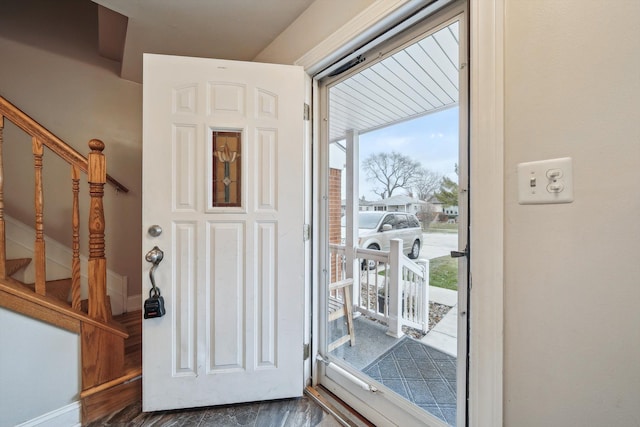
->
362 336 457 426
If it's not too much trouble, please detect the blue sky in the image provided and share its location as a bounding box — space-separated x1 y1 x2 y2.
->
358 106 459 200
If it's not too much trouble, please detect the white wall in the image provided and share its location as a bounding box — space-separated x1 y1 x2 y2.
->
0 0 142 297
503 2 640 426
0 308 80 427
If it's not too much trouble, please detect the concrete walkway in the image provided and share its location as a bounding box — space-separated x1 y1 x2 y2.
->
422 286 458 357
419 231 458 261
418 232 460 358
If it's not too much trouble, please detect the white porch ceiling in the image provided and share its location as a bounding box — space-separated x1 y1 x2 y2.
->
329 21 459 142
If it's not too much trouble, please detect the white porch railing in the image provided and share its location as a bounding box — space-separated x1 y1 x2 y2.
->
328 238 429 338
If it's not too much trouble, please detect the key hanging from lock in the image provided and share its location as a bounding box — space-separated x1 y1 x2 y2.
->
144 246 166 319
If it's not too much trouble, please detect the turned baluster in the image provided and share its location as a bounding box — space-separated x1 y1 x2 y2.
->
87 139 110 322
33 137 46 296
71 165 81 310
0 114 5 279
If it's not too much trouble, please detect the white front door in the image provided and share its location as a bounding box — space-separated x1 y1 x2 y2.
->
142 54 306 411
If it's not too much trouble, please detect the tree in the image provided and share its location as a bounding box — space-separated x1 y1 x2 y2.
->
435 176 459 206
412 168 442 200
362 151 422 199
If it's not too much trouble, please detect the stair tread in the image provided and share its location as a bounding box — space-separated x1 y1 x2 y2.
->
24 278 72 302
80 361 142 399
6 258 32 276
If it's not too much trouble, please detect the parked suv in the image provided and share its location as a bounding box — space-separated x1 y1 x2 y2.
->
342 211 423 260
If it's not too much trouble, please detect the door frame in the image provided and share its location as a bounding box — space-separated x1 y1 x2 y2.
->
316 4 467 425
297 0 504 425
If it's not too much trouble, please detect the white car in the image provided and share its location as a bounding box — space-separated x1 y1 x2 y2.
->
342 211 423 261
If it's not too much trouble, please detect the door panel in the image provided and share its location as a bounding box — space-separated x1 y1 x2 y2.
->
142 54 305 411
318 3 468 425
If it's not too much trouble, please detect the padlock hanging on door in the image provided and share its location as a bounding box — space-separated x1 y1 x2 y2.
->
144 287 166 319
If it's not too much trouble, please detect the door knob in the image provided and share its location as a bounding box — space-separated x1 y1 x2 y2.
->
148 224 163 237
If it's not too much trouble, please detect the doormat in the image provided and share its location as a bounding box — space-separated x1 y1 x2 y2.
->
362 336 458 426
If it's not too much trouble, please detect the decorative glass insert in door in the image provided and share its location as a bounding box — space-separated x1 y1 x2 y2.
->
212 131 241 207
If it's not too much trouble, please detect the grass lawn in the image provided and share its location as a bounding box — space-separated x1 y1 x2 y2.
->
377 255 459 291
429 255 458 291
426 222 459 233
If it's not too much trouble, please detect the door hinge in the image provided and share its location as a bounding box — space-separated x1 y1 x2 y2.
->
303 103 310 121
303 343 310 360
303 224 311 241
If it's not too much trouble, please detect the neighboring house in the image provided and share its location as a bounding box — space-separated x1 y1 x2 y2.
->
367 194 428 214
340 198 380 215
443 205 459 222
341 195 427 216
426 196 444 214
358 199 376 212
1 1 638 427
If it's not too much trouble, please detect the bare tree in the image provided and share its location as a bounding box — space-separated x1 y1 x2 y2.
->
412 168 442 200
362 152 422 199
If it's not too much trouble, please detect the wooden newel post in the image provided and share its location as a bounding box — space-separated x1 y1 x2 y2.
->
87 139 110 322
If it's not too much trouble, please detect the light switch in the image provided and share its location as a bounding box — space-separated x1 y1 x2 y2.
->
518 157 573 204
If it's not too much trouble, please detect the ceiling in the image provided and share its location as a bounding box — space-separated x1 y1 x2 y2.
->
0 0 458 138
93 0 316 82
328 20 459 142
92 0 459 139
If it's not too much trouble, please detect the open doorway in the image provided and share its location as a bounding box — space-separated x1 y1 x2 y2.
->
317 3 468 426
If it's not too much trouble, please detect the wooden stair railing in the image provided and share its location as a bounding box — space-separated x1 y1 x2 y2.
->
0 96 128 193
0 95 131 394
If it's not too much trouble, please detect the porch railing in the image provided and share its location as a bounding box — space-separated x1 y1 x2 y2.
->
329 238 429 338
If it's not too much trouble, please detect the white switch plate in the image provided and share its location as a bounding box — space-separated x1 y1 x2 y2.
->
518 157 573 204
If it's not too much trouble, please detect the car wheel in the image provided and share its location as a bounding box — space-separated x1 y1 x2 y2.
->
362 244 379 270
408 240 420 259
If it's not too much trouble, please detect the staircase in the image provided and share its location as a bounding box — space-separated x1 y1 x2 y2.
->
0 95 140 424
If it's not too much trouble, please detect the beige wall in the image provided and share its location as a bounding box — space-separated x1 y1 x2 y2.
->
503 1 640 425
0 0 142 296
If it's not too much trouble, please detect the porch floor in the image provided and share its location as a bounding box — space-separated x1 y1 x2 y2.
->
329 316 457 426
328 286 459 426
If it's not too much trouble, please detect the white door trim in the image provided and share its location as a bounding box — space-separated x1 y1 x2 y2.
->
303 0 505 425
468 0 504 425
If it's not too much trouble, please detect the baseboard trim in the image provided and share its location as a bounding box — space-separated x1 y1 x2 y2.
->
81 376 142 424
15 401 81 427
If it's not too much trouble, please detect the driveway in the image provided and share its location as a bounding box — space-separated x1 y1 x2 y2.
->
419 232 459 261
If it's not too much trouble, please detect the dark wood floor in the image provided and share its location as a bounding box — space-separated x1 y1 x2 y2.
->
87 396 342 427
